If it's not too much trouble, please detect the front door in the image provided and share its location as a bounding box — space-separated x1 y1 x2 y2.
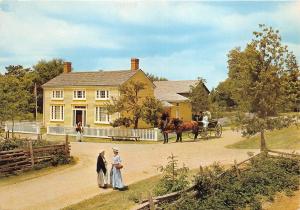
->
73 106 86 126
76 110 83 125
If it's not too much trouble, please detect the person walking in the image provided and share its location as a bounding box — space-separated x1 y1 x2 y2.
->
96 150 108 189
110 147 127 191
75 122 83 142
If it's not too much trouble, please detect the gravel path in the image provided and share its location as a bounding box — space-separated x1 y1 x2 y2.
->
0 131 259 210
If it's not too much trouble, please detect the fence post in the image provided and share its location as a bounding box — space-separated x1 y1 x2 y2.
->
37 124 41 140
28 141 34 167
154 128 158 141
234 160 240 180
148 191 155 210
65 135 70 157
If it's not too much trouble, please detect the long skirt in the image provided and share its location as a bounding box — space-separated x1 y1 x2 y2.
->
97 170 108 187
76 131 82 142
110 167 124 189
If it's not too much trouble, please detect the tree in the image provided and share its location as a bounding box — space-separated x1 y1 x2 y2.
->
33 59 64 112
210 79 236 108
0 75 32 136
107 81 146 129
145 72 168 82
189 78 210 114
142 97 163 127
227 24 299 151
107 81 163 128
5 65 31 79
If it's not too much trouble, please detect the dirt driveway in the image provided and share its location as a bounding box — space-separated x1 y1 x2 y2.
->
0 131 258 210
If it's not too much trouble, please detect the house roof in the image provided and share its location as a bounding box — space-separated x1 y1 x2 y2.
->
154 80 209 103
42 70 139 87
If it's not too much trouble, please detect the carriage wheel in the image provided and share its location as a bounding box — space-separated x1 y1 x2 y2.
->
188 132 196 140
215 124 222 138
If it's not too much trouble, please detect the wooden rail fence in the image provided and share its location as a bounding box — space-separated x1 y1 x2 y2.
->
133 150 300 210
0 136 70 177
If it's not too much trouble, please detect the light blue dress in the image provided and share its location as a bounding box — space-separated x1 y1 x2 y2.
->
111 155 124 189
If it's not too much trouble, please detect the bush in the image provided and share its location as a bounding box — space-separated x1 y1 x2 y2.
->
163 155 300 210
110 117 132 128
0 138 55 151
51 150 70 166
154 154 190 196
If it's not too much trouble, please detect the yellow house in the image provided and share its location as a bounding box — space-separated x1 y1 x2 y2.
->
154 80 210 122
42 58 209 129
42 58 154 128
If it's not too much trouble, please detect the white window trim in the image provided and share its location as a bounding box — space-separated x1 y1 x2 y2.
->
51 90 64 100
50 105 64 121
73 89 86 100
95 90 110 100
94 106 110 124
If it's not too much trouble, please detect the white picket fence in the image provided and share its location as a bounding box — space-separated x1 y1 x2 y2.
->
47 126 163 141
5 122 40 134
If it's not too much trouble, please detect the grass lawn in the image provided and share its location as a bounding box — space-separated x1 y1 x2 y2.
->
63 175 161 210
0 157 78 187
63 169 199 210
226 126 300 149
264 190 300 210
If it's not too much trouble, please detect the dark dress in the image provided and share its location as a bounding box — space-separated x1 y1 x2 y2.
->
96 154 108 188
97 155 107 175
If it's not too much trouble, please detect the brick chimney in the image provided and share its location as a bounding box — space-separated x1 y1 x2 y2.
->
63 62 72 73
131 58 139 71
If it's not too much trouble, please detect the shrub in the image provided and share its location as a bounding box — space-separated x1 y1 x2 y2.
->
110 117 132 128
0 138 56 151
51 150 70 166
154 154 190 196
163 155 300 210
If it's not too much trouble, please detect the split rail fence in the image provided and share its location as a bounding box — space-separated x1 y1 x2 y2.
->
133 150 300 210
0 138 70 177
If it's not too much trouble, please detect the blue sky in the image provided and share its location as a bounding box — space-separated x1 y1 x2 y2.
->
0 1 299 89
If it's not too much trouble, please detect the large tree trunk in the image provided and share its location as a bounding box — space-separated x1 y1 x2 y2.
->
260 129 267 151
134 117 139 129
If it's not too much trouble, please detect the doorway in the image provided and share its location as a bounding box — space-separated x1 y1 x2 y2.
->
76 110 83 125
73 106 86 126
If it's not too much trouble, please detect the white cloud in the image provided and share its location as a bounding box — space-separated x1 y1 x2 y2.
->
0 0 299 84
0 8 121 56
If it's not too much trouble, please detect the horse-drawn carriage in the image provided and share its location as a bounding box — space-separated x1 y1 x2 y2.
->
187 119 222 139
160 116 223 143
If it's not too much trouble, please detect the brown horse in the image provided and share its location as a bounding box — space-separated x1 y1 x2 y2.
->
159 118 199 143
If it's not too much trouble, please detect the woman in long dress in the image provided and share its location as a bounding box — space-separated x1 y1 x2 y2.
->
110 147 125 190
76 122 83 142
96 150 108 188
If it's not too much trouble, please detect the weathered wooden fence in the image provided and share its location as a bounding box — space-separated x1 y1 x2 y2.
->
0 138 70 177
133 150 300 210
47 126 164 141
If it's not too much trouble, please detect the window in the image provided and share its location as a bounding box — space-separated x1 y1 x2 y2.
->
96 90 109 99
52 90 63 99
73 90 86 99
50 105 64 121
95 107 110 123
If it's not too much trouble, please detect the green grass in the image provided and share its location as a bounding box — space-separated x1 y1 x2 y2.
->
226 126 300 149
0 157 78 187
64 169 199 210
63 175 161 210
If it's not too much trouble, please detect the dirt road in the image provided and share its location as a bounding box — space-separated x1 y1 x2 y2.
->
0 131 258 210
